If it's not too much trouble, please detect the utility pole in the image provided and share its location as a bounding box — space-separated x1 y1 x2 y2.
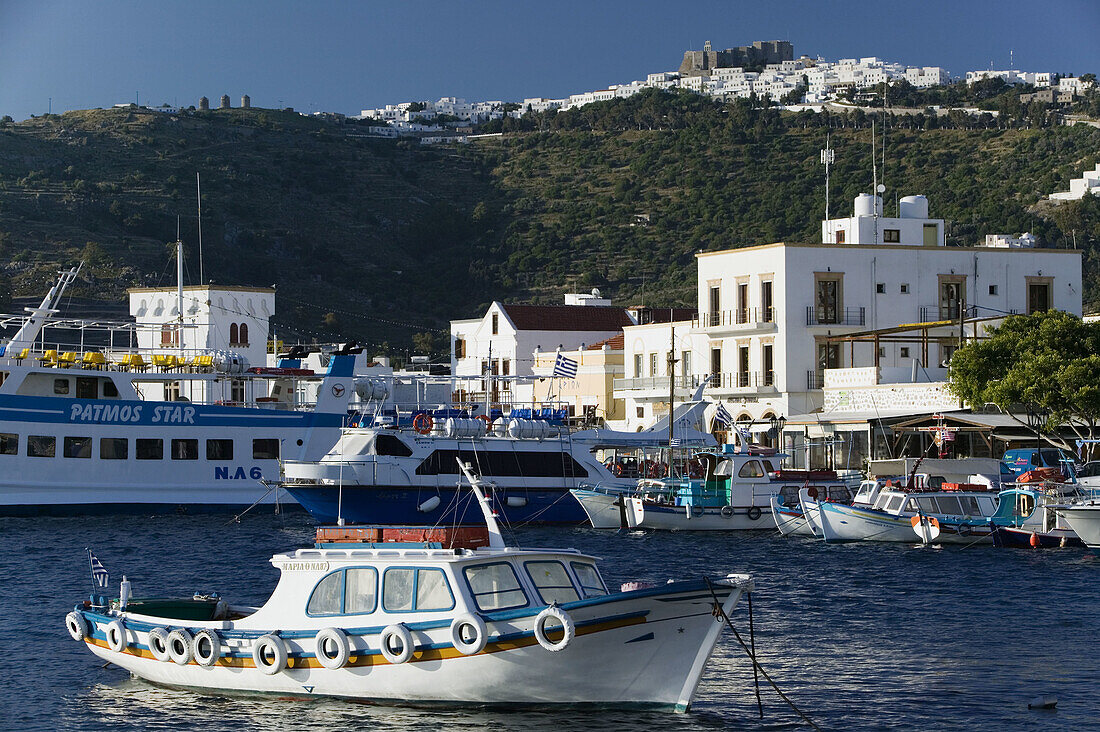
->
667 316 678 478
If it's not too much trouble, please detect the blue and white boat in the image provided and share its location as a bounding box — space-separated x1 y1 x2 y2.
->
0 266 355 515
66 462 754 710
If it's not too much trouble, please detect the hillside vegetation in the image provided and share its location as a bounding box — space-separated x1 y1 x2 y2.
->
0 93 1098 355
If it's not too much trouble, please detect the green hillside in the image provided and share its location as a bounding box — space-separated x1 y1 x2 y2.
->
0 94 1098 356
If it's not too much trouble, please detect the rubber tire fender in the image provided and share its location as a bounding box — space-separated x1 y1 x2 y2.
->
192 628 221 667
166 628 194 665
450 613 488 655
747 506 763 521
315 627 351 670
252 634 288 675
533 605 575 652
379 624 415 664
106 619 128 653
65 611 88 642
148 627 171 662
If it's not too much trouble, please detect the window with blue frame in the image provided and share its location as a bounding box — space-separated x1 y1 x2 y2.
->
524 561 580 604
383 567 454 612
570 562 608 598
464 562 528 611
306 567 378 616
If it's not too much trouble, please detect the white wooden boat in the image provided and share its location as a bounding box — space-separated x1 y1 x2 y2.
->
66 462 753 710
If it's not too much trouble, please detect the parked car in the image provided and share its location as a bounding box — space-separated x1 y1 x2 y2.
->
1000 447 1078 480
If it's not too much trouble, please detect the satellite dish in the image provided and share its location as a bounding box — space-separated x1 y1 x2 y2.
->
591 288 601 298
876 184 886 193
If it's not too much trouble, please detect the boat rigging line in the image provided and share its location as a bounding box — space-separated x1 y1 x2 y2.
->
704 578 823 731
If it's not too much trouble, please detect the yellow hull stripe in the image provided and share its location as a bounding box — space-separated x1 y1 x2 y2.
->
85 615 646 670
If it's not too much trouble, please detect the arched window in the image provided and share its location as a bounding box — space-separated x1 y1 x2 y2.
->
239 323 249 346
229 323 238 345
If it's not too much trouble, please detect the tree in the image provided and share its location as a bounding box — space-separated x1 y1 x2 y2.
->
412 331 436 356
947 311 1100 456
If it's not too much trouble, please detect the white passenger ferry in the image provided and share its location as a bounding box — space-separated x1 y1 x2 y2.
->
0 265 354 514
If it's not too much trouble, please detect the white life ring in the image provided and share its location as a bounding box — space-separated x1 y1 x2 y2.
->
450 613 487 655
252 634 288 675
106 619 128 653
379 624 415 664
533 605 575 652
315 627 351 670
192 628 221 667
148 627 171 662
166 628 194 665
720 505 734 519
65 611 88 641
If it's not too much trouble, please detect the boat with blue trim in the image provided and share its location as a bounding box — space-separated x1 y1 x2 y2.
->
66 463 754 710
0 264 355 515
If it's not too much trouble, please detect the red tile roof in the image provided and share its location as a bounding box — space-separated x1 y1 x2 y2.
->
586 333 625 350
500 304 634 332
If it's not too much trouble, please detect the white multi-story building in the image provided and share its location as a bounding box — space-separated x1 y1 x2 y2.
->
905 66 952 88
449 292 636 408
1051 163 1100 201
688 194 1081 428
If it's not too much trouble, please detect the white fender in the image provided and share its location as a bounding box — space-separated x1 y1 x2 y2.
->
533 605 575 652
65 611 88 641
106 619 128 653
417 495 442 513
450 613 487 655
252 634 287 675
166 628 194 665
315 627 351 670
147 627 171 662
191 628 221 667
379 624 415 664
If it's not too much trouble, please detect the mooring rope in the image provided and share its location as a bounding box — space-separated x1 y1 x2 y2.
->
704 577 823 731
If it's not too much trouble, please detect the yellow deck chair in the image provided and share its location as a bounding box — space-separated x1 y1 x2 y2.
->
81 352 107 370
58 352 78 368
36 349 58 366
13 348 29 364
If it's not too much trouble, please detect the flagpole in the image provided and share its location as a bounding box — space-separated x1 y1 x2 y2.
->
87 548 97 595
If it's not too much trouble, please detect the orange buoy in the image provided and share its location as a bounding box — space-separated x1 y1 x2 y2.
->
1029 532 1040 548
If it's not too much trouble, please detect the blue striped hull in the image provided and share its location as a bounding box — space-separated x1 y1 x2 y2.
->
285 485 588 526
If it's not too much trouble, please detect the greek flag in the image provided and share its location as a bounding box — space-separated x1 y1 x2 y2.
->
88 550 109 588
713 402 733 426
552 353 578 378
670 438 682 447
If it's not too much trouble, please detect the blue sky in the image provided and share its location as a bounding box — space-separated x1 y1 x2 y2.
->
1 0 1097 122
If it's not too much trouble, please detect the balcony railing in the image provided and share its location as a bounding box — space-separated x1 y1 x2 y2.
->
807 370 824 390
919 305 1017 322
698 306 776 328
614 374 704 392
805 306 865 326
706 371 775 390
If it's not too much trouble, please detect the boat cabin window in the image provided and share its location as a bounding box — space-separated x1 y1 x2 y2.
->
777 484 801 506
253 439 280 460
464 562 528 611
76 377 97 399
171 439 199 460
27 435 55 458
957 496 981 515
100 438 128 460
525 561 581 604
738 461 766 478
913 497 935 513
415 449 588 479
855 482 877 503
713 460 734 478
206 439 233 461
383 568 455 612
885 495 904 512
306 567 378 616
103 380 119 398
136 438 163 460
1016 493 1036 519
64 436 92 459
570 562 608 598
826 485 850 502
0 433 17 455
937 496 963 516
54 379 70 395
762 460 778 472
373 434 413 458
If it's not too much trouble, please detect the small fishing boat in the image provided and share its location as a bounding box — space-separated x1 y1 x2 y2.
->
989 485 1083 549
66 461 754 710
810 481 1000 543
1056 501 1100 554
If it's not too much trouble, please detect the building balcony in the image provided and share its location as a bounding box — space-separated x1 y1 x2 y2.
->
705 371 777 395
613 374 706 400
697 307 778 334
805 306 865 327
918 305 1017 322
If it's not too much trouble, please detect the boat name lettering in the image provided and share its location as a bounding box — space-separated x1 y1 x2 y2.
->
69 404 143 422
151 405 197 424
280 561 329 572
215 466 264 480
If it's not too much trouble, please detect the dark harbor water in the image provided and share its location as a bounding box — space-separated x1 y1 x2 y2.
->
5 510 1098 731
